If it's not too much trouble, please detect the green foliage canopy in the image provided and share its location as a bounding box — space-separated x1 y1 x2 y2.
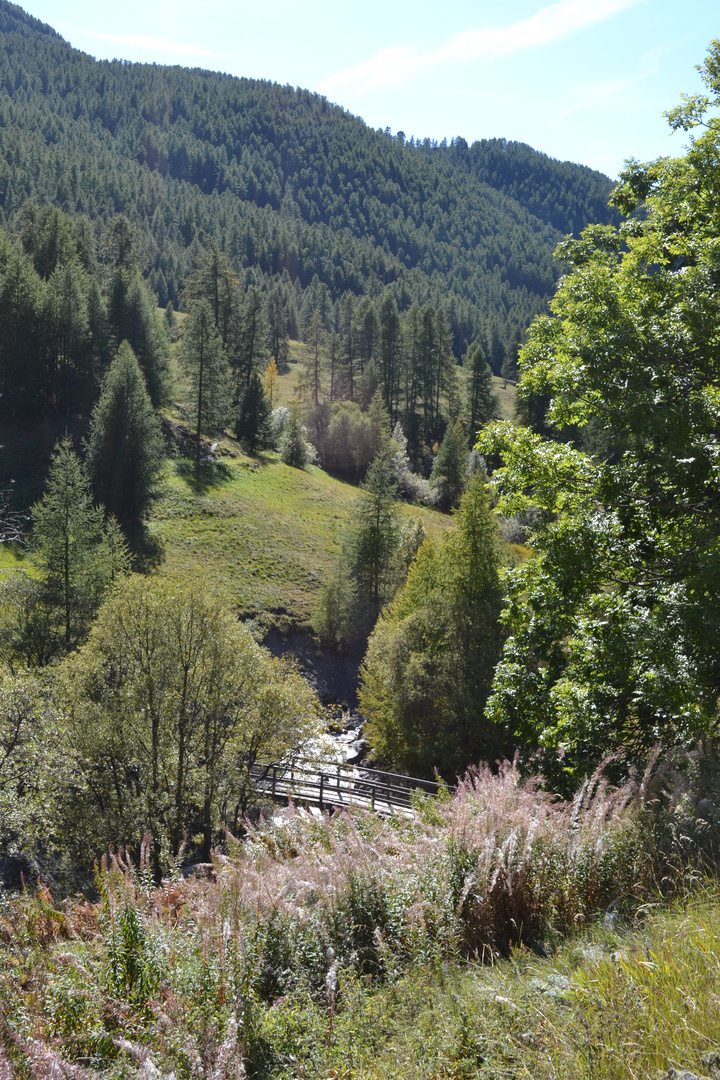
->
478 42 720 781
360 472 504 778
57 576 321 863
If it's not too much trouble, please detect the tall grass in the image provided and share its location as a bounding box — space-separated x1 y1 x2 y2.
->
0 754 714 1076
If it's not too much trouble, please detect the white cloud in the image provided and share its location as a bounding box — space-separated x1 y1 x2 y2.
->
551 47 665 124
74 28 214 58
319 0 641 98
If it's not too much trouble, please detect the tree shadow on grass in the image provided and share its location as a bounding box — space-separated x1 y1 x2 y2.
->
175 458 235 492
125 523 165 573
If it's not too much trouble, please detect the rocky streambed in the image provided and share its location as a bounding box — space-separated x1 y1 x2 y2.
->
262 629 367 764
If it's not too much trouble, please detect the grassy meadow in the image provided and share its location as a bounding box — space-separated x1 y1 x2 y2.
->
146 337 505 629
148 446 449 627
1 333 459 631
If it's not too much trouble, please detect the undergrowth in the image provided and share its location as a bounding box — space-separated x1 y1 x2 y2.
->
0 755 718 1077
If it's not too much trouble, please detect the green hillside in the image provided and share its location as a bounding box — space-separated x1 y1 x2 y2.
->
148 443 449 628
0 0 619 360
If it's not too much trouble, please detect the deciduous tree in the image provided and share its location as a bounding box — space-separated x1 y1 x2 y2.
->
58 578 321 865
479 42 720 782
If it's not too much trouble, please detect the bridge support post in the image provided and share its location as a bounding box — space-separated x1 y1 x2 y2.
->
319 772 324 812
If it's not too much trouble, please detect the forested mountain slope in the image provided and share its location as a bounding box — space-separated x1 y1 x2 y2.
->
0 0 619 358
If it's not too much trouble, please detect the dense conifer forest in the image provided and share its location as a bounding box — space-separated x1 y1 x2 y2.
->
4 1 720 1074
0 0 618 365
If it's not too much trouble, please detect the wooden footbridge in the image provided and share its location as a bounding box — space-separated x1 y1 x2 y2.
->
250 760 448 816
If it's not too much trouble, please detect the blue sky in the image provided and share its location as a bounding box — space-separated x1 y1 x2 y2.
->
21 0 720 178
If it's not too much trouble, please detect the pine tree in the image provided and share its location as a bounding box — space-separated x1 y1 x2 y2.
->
109 268 170 407
85 342 166 523
266 286 290 369
163 300 176 336
85 277 111 400
301 308 325 405
341 294 355 400
430 420 467 511
379 291 401 419
367 388 392 463
313 449 401 649
235 285 268 385
45 259 89 409
0 239 45 418
181 300 231 481
280 409 311 468
183 245 239 348
355 296 379 376
348 451 400 625
466 341 497 438
235 371 271 454
501 327 523 387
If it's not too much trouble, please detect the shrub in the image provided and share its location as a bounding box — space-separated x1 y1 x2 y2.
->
0 750 716 1073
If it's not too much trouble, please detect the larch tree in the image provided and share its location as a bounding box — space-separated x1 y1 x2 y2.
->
430 420 467 511
302 307 325 406
347 450 400 631
264 357 279 407
181 300 231 482
466 341 497 439
28 437 128 656
360 471 504 778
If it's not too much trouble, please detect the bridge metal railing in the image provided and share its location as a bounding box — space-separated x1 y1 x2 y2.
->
249 759 450 815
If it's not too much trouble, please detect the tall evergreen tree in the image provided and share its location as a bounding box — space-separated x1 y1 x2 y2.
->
501 327 523 387
109 268 170 407
341 293 355 400
280 409 312 469
235 285 268 386
45 259 89 408
379 291 401 420
31 437 117 651
301 308 325 406
181 301 231 481
430 420 467 511
355 296 379 375
234 371 271 455
466 341 497 438
184 245 240 349
0 238 45 418
348 451 400 627
84 276 111 400
266 286 290 369
85 342 166 523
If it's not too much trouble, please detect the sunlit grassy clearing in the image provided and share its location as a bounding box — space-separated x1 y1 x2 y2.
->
0 543 33 575
148 446 450 627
